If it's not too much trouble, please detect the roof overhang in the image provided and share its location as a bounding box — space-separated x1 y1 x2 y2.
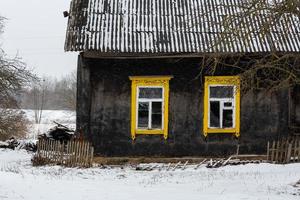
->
82 51 300 59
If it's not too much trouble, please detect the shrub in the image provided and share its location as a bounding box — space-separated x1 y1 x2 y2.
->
0 109 29 141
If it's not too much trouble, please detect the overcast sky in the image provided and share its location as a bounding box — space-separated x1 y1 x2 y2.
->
0 0 77 78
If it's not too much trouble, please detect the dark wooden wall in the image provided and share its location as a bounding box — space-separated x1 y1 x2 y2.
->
77 54 293 156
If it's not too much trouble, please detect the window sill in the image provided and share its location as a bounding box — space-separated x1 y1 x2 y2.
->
136 129 164 135
204 128 240 137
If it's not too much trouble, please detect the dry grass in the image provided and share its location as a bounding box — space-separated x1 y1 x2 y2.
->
0 109 30 141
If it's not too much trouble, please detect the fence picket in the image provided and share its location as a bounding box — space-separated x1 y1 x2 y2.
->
35 139 93 168
267 142 270 161
296 139 298 162
267 136 300 164
286 144 292 163
271 141 275 162
275 140 279 163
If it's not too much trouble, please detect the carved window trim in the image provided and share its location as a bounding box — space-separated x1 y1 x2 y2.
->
203 76 241 137
129 76 173 140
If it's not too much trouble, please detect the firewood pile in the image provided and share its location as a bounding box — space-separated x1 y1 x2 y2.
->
0 138 37 152
38 121 75 141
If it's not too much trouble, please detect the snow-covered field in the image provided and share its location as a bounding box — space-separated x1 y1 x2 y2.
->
0 149 299 200
22 109 75 139
1 110 299 199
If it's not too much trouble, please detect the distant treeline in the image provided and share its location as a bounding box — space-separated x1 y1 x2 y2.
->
19 71 76 111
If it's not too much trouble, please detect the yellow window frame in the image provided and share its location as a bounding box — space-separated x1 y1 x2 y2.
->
203 76 240 137
129 76 173 140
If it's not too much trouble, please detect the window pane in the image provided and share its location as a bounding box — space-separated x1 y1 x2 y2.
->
152 102 162 129
223 109 233 128
210 86 234 98
210 101 220 128
138 102 149 128
224 102 232 107
139 88 163 99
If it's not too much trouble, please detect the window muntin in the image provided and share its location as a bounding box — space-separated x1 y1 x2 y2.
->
129 76 172 140
137 87 163 130
208 85 236 129
138 88 163 99
203 76 240 137
210 86 234 98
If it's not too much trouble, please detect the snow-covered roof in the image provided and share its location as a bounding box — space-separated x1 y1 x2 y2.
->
65 0 300 54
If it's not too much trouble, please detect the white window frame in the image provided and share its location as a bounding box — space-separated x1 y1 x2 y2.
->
208 85 236 129
136 86 164 130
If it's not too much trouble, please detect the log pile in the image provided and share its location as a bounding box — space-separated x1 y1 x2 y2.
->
38 121 75 141
0 138 36 152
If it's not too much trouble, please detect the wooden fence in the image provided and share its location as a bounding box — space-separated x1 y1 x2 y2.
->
36 139 94 167
267 136 300 164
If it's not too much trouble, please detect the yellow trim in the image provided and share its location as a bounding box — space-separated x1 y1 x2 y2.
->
203 76 240 137
136 129 164 134
130 76 172 140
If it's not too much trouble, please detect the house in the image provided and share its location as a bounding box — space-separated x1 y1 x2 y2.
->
65 0 300 156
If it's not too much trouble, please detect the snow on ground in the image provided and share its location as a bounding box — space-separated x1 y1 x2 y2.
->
22 109 75 139
0 149 299 200
8 110 299 199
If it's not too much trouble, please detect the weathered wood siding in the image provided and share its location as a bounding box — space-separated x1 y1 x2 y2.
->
77 54 293 156
290 85 300 133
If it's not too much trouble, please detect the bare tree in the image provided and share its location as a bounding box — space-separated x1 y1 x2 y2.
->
194 0 300 92
55 71 77 110
32 78 49 124
0 17 36 140
20 71 77 111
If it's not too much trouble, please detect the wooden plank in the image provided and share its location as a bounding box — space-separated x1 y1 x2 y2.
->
90 146 94 167
40 139 43 158
79 141 83 167
296 139 300 162
267 141 270 161
60 142 64 165
35 139 94 168
295 137 299 162
45 139 49 161
52 140 55 163
41 140 44 159
84 142 90 167
275 140 280 163
82 142 88 167
292 138 297 162
71 140 75 167
51 140 54 162
87 145 91 167
77 141 82 167
56 140 59 164
40 139 44 158
281 138 286 164
271 141 275 162
279 139 282 163
74 141 79 166
81 141 85 167
286 143 292 163
45 139 48 159
66 141 70 167
36 140 39 159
